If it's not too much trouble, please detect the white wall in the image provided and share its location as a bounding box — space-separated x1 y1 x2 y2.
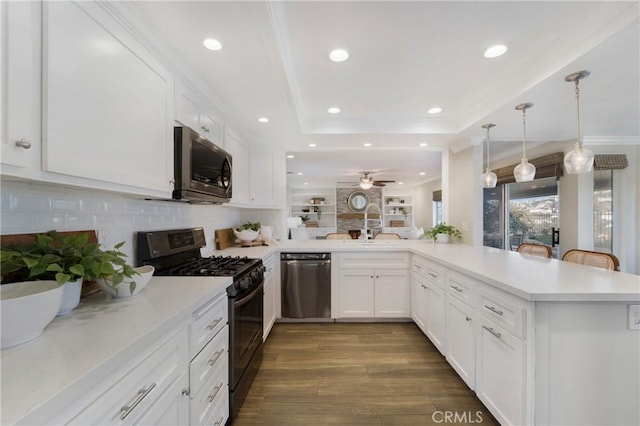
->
413 178 441 230
449 145 483 245
0 180 246 261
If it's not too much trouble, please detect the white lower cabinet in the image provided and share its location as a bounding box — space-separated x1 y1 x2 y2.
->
69 327 189 425
263 254 276 340
411 272 427 332
446 296 475 389
425 280 446 354
337 253 410 318
476 319 526 426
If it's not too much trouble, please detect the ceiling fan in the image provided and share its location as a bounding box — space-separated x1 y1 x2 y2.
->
340 172 395 189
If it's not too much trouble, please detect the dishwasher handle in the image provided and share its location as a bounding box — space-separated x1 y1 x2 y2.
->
281 252 331 261
282 260 330 267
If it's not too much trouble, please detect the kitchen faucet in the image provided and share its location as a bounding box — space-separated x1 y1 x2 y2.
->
363 203 382 240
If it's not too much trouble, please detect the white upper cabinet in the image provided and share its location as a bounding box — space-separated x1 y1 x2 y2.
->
249 148 275 207
41 1 174 195
0 1 41 170
224 128 250 206
175 81 223 145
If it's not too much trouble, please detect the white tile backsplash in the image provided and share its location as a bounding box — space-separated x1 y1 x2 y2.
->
0 181 249 262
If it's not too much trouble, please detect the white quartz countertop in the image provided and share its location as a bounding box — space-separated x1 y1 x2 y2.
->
1 276 231 425
213 240 640 302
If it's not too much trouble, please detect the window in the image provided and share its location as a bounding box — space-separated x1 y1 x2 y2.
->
593 170 613 253
433 200 442 225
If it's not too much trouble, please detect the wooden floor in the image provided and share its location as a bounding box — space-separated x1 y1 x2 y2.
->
234 322 497 425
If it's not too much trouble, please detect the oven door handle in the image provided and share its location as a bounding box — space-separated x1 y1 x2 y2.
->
233 280 264 308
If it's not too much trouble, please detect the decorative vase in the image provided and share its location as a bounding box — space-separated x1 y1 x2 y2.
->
436 233 450 244
57 278 83 316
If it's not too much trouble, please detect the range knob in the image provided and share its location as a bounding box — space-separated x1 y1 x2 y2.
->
239 276 251 289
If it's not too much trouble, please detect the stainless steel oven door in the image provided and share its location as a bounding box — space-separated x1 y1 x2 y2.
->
229 280 264 391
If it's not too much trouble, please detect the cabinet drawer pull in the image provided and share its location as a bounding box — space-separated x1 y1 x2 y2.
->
414 264 422 269
484 305 504 316
201 125 210 133
428 272 439 279
421 284 427 289
214 416 225 426
15 139 31 149
119 382 156 420
207 382 224 403
450 285 463 293
206 317 224 331
208 349 225 366
465 316 472 322
482 326 502 340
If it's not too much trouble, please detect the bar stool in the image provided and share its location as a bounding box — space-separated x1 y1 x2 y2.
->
561 249 620 271
516 242 552 258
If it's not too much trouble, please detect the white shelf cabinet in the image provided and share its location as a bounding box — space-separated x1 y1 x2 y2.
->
289 189 337 231
175 80 223 145
382 193 414 228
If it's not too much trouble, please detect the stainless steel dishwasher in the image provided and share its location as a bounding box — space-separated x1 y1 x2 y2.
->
281 253 331 318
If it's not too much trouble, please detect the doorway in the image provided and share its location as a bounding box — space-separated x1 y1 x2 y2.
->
483 177 560 258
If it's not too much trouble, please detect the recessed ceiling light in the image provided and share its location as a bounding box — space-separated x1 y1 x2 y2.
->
286 154 295 159
308 143 317 148
419 143 428 147
484 44 508 58
258 117 269 123
327 107 341 114
203 38 222 51
419 172 426 176
329 48 349 62
398 182 404 185
428 107 442 114
363 143 372 147
296 172 303 176
304 182 309 185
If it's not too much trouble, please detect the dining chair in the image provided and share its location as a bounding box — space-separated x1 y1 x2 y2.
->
374 233 401 240
561 249 620 271
325 233 352 240
516 242 552 258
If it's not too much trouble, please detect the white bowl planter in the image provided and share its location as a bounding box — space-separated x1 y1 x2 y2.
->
436 233 450 243
96 265 154 298
1 280 64 349
57 277 82 316
233 229 259 244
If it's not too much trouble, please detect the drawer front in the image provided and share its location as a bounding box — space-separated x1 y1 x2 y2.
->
477 287 527 339
447 271 476 306
412 256 427 278
190 357 228 426
424 261 445 287
190 293 227 358
70 328 188 425
339 252 409 269
190 327 228 397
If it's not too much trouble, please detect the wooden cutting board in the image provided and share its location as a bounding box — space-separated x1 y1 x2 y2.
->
214 228 235 250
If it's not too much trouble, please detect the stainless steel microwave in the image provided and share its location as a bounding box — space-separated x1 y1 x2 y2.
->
173 126 232 204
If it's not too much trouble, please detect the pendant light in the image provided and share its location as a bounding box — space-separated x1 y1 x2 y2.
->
480 123 497 188
513 102 536 182
563 70 594 174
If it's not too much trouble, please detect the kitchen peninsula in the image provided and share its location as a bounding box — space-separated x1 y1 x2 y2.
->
2 240 639 425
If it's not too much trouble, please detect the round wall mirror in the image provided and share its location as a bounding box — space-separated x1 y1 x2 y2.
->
348 191 369 212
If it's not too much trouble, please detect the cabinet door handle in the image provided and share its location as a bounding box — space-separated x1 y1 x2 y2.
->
465 316 472 322
15 139 31 149
421 284 427 289
428 272 438 279
450 285 463 293
414 264 422 269
206 317 224 331
201 125 210 133
208 349 225 366
119 382 156 420
214 416 225 426
375 275 379 279
207 382 224 403
484 305 504 316
482 325 502 340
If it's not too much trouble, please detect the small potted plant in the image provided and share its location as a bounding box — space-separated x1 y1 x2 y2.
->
1 231 138 311
234 221 261 244
424 222 462 243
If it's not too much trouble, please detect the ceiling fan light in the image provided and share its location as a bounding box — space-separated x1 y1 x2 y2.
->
564 142 594 174
481 170 497 188
359 181 373 190
514 158 536 182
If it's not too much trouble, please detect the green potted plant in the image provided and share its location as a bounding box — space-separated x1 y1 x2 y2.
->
424 222 462 243
398 206 408 219
1 231 137 312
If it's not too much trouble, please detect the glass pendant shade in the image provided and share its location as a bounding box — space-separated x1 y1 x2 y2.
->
563 70 594 174
514 158 536 182
513 103 535 182
481 170 497 188
480 123 497 188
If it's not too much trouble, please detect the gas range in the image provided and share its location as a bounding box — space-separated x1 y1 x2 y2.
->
136 227 264 297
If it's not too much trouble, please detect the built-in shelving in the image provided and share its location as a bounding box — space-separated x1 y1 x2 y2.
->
289 189 337 237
